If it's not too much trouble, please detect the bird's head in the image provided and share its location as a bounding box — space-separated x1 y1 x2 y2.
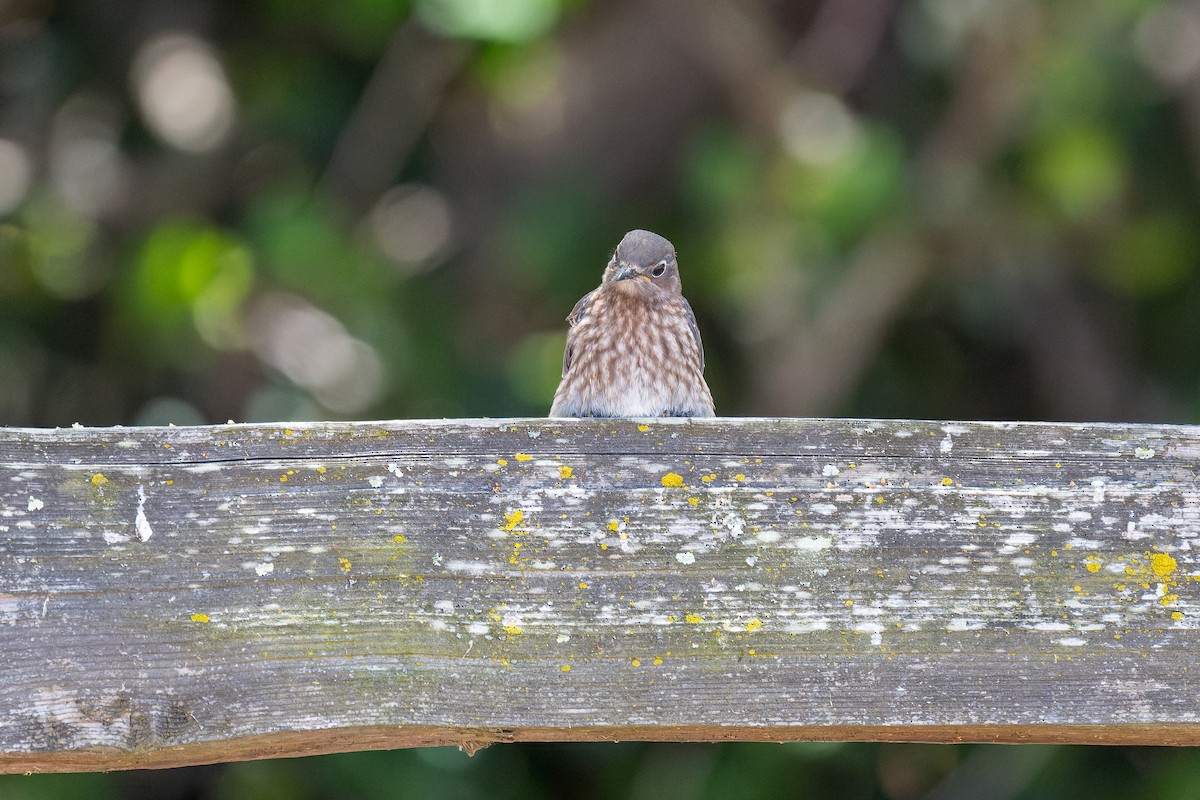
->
601 229 681 295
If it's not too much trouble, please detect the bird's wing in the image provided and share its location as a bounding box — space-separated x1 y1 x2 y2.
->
682 296 705 371
562 290 594 377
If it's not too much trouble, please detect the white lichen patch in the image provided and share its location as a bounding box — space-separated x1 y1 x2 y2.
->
1032 622 1072 632
789 535 833 551
852 606 885 617
27 496 43 511
675 551 696 565
135 485 153 542
822 464 840 477
1058 637 1087 647
445 560 491 575
946 619 984 632
1134 513 1173 532
1066 537 1101 550
433 600 455 615
367 475 385 488
254 562 274 576
713 512 745 539
1134 447 1155 460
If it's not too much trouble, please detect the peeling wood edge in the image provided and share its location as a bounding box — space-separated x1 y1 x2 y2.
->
6 724 1200 773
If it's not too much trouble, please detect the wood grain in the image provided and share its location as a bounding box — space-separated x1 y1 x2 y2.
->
2 417 1199 772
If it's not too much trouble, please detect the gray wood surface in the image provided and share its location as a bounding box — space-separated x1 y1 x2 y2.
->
3 417 1200 772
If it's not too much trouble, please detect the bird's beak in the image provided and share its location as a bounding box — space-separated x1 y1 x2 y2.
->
614 265 651 282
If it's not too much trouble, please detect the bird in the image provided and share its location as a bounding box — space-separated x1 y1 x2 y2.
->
549 229 715 418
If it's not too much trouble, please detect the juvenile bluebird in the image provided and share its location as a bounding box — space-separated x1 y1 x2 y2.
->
549 229 715 418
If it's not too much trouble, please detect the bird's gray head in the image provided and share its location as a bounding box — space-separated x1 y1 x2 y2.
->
602 229 681 293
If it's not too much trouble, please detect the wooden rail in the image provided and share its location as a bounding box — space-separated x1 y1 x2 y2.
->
3 417 1200 772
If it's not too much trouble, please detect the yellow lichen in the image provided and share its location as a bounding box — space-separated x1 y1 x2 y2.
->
607 520 620 531
687 497 700 506
653 656 664 665
561 664 571 672
559 465 574 479
91 473 108 486
631 659 641 667
1173 611 1185 621
637 424 649 432
190 613 210 623
502 624 523 635
701 474 716 483
661 472 684 488
496 458 508 466
338 557 351 573
502 509 525 531
734 473 746 482
941 477 954 486
578 581 588 589
1086 560 1101 573
1151 552 1177 577
515 453 532 462
393 534 407 543
746 618 763 632
684 613 702 624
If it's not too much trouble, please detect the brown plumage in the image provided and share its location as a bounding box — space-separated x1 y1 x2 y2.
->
549 230 715 418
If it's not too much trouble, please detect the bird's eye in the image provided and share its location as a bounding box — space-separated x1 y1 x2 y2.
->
651 262 667 277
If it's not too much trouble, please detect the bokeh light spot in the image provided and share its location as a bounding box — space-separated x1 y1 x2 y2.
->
0 139 34 216
132 221 256 358
1135 3 1200 86
779 91 863 167
131 32 236 153
416 0 559 43
369 184 453 272
1027 127 1126 219
247 293 385 414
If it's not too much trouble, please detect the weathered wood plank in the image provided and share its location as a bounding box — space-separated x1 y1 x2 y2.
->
2 417 1199 772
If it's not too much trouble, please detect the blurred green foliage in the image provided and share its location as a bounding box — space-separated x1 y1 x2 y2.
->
4 0 1200 795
